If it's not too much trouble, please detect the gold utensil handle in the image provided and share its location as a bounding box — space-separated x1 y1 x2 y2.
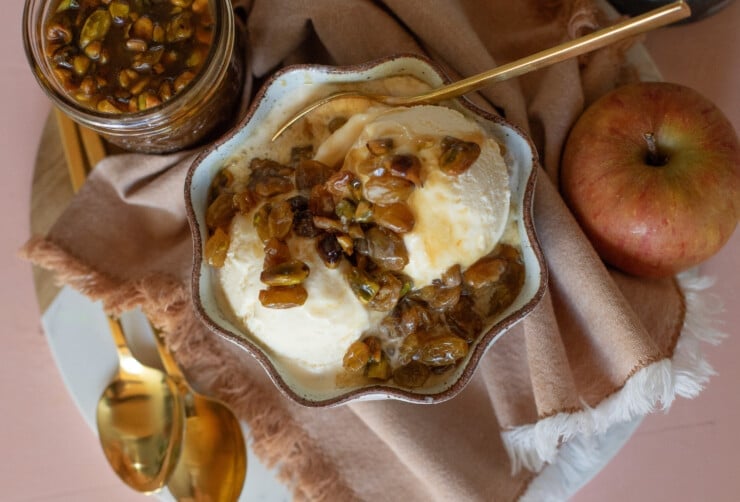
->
55 110 87 193
397 0 690 106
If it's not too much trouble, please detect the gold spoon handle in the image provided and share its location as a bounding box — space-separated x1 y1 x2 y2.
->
150 324 187 383
271 1 690 141
395 1 690 106
106 316 138 364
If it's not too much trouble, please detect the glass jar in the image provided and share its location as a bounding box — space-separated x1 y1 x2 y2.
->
23 0 245 154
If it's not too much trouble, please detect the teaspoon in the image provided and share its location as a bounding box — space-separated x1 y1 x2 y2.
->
95 316 184 493
271 0 690 141
151 326 248 502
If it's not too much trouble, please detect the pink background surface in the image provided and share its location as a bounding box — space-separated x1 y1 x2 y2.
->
1 1 737 500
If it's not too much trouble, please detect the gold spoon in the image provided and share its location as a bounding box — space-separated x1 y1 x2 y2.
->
151 326 248 502
272 0 690 141
95 316 184 493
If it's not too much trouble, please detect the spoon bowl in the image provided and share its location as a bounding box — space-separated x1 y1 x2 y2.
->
95 317 184 493
271 0 690 141
152 327 248 501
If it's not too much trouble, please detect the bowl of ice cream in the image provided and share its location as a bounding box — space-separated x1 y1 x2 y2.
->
186 54 547 406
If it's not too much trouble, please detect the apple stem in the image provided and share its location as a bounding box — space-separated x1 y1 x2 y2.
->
643 132 667 166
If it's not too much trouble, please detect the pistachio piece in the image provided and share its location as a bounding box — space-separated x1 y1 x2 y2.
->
55 0 80 13
252 203 272 243
46 18 74 44
137 91 161 110
366 138 394 156
133 15 154 40
72 55 91 76
365 352 392 380
109 0 130 24
439 136 481 175
260 260 310 287
83 40 103 60
125 38 148 52
258 285 308 309
173 70 195 91
347 267 380 304
166 12 193 42
79 10 112 49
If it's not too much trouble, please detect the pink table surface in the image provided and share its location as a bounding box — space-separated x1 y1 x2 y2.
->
1 1 737 501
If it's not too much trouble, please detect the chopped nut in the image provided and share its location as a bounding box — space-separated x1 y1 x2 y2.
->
366 138 394 156
258 286 308 309
439 136 481 175
79 10 112 49
260 260 310 287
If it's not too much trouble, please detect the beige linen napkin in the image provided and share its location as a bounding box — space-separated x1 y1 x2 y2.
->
24 1 721 500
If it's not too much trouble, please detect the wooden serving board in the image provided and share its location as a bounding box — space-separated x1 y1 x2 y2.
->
30 114 77 313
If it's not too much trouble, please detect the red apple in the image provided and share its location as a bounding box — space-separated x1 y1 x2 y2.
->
560 82 739 278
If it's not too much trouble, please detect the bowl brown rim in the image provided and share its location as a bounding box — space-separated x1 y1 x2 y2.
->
185 53 548 407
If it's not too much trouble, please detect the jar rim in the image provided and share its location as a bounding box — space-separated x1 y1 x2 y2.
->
23 0 236 131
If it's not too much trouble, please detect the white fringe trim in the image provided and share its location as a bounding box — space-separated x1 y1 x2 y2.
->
508 272 726 500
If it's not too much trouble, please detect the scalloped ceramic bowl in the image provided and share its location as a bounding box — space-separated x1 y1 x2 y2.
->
186 54 547 407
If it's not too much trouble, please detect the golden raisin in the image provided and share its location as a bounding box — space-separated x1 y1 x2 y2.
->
263 237 291 268
418 335 469 367
316 233 343 269
363 175 415 205
393 361 430 388
309 184 336 217
325 170 360 200
206 192 236 231
267 200 294 240
233 190 256 215
204 227 230 268
446 295 483 343
295 159 335 191
343 340 370 372
372 202 415 234
463 256 507 289
365 226 409 271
